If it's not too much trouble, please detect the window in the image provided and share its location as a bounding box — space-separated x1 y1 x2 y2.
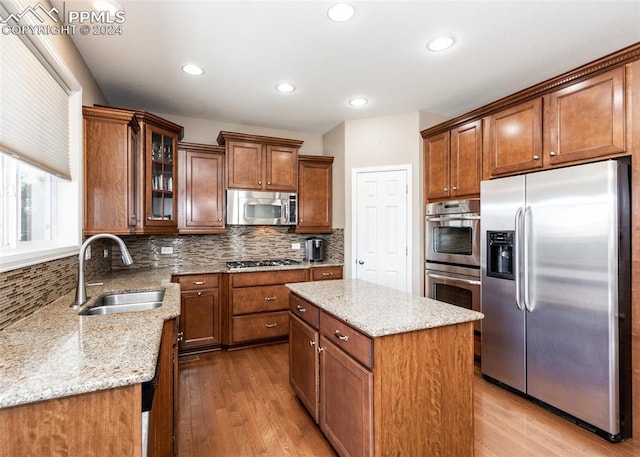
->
0 7 82 272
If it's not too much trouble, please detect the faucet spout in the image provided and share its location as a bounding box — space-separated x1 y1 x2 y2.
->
71 233 133 309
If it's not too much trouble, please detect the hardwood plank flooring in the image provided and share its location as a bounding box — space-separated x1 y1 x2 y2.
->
178 343 640 457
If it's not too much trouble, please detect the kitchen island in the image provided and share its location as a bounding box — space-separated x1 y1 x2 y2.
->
286 279 483 457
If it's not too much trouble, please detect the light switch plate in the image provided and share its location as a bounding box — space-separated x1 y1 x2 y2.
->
291 242 301 250
160 246 173 255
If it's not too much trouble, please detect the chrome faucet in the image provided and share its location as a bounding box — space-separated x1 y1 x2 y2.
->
71 233 133 308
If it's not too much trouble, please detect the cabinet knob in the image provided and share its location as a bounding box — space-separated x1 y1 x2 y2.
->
258 180 262 185
218 218 222 222
452 186 457 191
309 340 316 346
265 322 278 328
177 331 184 342
533 155 540 160
197 291 202 296
549 151 557 156
267 181 271 185
443 188 448 192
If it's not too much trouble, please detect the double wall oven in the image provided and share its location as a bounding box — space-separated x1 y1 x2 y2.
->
425 199 481 334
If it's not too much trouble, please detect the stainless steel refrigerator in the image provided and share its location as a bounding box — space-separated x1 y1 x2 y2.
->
480 160 631 442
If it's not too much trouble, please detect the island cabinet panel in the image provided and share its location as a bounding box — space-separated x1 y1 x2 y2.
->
545 67 625 165
0 384 142 457
289 314 320 422
488 98 544 177
231 310 290 342
320 335 374 457
320 312 373 369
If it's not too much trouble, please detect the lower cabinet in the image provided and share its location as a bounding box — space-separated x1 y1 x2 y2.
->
310 265 343 281
289 313 320 421
174 274 221 353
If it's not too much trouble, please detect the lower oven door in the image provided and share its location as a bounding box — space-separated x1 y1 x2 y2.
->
425 267 481 333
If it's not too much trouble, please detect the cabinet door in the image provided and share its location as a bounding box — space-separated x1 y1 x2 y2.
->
298 158 333 229
424 132 450 200
180 289 220 350
266 145 298 191
226 140 263 189
488 98 543 176
319 336 373 457
546 68 625 165
289 314 320 422
145 126 178 228
180 148 224 230
450 120 482 197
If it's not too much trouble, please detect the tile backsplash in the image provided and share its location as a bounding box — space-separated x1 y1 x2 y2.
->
1 229 343 329
113 227 344 270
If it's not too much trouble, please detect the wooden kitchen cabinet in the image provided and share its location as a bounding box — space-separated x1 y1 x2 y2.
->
423 120 482 202
227 269 307 347
83 106 183 235
296 155 334 232
310 265 343 281
487 67 626 178
289 314 320 422
545 67 625 165
148 317 179 457
175 274 221 353
177 142 225 234
83 106 140 235
217 131 303 192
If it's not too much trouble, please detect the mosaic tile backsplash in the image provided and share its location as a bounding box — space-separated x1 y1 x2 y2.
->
112 227 344 270
1 228 343 330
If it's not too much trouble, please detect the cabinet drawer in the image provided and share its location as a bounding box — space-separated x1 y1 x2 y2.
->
232 311 289 343
231 269 307 288
320 312 373 369
176 274 220 290
311 266 343 281
289 294 320 328
232 285 290 314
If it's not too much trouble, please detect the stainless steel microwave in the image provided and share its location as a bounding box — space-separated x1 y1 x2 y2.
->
226 190 297 226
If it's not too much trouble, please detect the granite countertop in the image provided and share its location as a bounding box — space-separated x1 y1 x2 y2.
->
0 268 180 409
286 279 484 337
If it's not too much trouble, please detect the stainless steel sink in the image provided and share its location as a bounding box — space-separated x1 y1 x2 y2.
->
78 289 164 316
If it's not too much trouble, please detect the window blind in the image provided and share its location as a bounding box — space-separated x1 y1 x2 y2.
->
0 32 71 180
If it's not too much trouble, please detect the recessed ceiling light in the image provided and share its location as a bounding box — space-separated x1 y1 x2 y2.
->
328 2 355 22
181 64 204 76
427 35 456 52
349 97 368 107
276 82 296 93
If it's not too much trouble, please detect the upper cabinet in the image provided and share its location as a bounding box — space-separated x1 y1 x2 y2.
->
217 131 302 192
423 120 482 201
296 155 334 233
83 106 183 235
83 106 139 235
487 67 626 178
177 142 225 234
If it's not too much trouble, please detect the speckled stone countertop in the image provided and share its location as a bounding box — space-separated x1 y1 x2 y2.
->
286 279 483 337
171 259 344 275
0 268 180 409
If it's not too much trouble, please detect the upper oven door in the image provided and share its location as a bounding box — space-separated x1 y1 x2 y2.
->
426 212 480 267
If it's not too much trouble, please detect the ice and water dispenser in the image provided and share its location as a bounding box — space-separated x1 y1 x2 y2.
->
487 231 515 280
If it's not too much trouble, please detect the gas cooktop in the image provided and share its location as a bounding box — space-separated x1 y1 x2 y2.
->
226 259 302 270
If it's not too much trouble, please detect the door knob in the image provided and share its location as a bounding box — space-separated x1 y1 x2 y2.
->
358 260 364 265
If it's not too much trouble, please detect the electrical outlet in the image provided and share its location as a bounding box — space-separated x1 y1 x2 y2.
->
103 249 109 258
160 246 174 255
84 245 91 260
291 242 301 250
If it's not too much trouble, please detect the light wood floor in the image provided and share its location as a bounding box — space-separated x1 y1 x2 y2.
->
178 342 640 457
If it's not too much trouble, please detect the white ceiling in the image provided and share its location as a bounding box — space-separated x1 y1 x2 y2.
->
61 0 640 134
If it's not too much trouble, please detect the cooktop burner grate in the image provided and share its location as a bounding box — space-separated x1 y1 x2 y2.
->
226 259 302 269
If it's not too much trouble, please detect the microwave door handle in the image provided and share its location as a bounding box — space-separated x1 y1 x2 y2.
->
514 207 524 312
426 272 480 286
427 215 480 222
282 200 289 224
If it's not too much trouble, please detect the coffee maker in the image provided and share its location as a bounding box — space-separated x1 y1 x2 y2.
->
305 237 324 262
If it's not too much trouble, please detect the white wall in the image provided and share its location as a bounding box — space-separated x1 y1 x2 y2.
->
322 123 345 229
155 112 324 155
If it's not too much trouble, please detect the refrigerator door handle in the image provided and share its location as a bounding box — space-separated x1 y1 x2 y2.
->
514 207 524 311
523 206 533 313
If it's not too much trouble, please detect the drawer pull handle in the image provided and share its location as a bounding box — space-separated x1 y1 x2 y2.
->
265 296 277 301
265 322 278 328
334 330 349 342
296 305 306 313
193 281 205 285
322 272 333 276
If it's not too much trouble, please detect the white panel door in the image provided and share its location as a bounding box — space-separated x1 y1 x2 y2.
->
355 169 408 292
